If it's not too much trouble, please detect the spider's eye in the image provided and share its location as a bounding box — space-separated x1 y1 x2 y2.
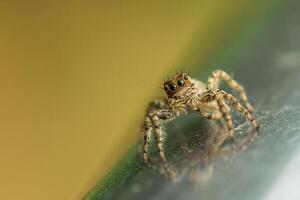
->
169 84 176 92
177 79 185 87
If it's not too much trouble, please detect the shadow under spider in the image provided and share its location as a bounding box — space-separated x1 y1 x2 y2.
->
146 119 259 184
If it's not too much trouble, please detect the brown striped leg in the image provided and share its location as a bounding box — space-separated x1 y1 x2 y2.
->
219 90 259 129
152 115 167 162
142 117 152 163
142 100 167 163
207 69 254 113
151 114 177 179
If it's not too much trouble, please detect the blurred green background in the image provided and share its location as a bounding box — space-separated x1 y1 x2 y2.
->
0 1 272 199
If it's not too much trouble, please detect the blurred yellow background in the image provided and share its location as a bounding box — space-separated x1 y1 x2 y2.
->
0 1 269 199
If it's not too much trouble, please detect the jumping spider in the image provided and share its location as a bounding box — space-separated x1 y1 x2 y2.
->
141 69 259 178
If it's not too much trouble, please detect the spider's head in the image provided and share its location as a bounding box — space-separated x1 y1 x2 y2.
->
163 72 192 98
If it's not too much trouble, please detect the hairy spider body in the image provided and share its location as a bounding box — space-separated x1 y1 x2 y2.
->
141 70 259 179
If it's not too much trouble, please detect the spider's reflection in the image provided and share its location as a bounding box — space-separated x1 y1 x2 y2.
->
147 121 259 183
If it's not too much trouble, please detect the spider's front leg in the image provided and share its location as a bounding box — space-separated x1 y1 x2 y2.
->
142 116 152 163
149 109 178 178
142 100 168 163
141 100 178 178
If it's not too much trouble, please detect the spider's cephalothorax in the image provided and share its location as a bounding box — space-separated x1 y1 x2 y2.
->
141 69 259 180
163 72 206 113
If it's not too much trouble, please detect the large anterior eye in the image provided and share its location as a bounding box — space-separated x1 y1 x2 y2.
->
169 84 176 92
177 79 185 87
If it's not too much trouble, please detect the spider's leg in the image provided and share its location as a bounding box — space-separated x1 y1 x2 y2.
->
219 90 259 129
152 115 167 162
150 109 177 179
142 100 168 163
207 69 254 113
142 117 152 163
